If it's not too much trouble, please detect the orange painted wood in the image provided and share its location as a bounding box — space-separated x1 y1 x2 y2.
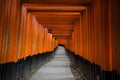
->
7 0 20 62
0 0 4 64
26 13 33 56
37 24 44 53
24 4 86 11
65 0 113 72
21 0 91 5
18 6 28 59
91 0 112 71
0 0 20 63
0 1 57 64
0 0 119 74
108 0 120 73
1 0 10 63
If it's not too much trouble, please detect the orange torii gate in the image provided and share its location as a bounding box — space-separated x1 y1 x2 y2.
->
0 0 120 80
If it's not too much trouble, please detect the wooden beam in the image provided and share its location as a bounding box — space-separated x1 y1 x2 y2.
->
38 21 74 25
52 34 71 36
51 30 72 34
51 31 72 34
35 15 80 19
53 35 70 39
37 19 76 22
46 27 74 31
44 24 74 27
35 16 80 18
31 12 81 15
23 4 87 11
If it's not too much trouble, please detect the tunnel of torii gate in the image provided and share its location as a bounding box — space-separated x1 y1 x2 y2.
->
0 0 120 80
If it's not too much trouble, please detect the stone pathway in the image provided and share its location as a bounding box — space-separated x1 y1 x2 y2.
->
30 46 75 80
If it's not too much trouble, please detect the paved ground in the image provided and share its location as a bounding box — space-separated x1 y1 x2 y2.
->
30 46 75 80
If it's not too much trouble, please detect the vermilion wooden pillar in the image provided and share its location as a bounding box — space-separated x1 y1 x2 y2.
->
91 0 112 71
79 13 83 57
26 13 34 56
0 0 20 63
74 20 80 55
18 5 28 59
109 0 120 75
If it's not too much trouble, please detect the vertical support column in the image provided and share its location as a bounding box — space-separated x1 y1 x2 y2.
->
91 0 112 80
79 14 83 57
109 0 120 79
18 5 27 59
0 0 20 63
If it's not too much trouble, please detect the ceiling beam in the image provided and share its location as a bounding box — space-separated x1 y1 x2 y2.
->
38 21 74 25
31 12 81 15
51 31 72 34
53 35 70 39
46 27 74 30
21 0 91 5
49 32 73 35
23 4 87 11
43 24 73 27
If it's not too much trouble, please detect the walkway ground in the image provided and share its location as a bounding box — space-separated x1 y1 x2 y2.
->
30 46 75 80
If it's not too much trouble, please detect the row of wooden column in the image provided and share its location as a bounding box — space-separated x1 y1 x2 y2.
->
0 0 58 64
0 0 119 77
65 0 120 76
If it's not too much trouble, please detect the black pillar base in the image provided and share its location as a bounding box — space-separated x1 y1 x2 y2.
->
0 48 57 80
65 48 120 80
